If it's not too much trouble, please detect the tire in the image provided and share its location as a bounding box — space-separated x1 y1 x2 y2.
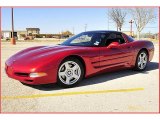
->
134 50 148 71
57 58 84 87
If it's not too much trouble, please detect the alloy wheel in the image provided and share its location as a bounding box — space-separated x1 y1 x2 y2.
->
137 52 148 70
58 61 81 85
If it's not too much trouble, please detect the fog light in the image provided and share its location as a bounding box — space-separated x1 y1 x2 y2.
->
29 72 47 78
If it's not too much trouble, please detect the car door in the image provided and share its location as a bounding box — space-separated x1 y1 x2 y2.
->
99 32 133 71
117 33 134 66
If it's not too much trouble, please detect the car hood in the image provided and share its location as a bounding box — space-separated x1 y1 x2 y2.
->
14 45 73 59
6 45 82 71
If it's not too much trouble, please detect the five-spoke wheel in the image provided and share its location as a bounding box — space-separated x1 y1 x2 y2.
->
57 58 84 87
135 50 148 71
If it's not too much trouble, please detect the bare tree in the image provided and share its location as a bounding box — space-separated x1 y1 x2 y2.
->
130 8 155 40
109 8 127 31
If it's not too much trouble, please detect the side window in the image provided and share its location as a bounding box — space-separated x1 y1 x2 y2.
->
105 33 116 46
105 33 126 46
116 34 126 44
91 33 107 46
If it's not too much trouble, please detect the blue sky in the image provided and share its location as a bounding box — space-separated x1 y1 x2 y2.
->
1 8 158 34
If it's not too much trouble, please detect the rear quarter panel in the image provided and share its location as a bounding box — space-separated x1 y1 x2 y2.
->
130 40 154 66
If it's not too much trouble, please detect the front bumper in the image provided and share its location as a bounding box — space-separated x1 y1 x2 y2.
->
5 64 57 85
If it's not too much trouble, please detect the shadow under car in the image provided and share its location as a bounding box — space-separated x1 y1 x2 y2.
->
21 62 159 91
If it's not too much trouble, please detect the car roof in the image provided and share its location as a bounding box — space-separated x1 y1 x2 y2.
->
84 30 122 34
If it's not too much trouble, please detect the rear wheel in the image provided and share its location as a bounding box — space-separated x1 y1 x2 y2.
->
57 58 84 87
134 50 148 71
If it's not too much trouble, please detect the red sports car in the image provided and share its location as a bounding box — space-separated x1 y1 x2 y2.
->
5 31 154 87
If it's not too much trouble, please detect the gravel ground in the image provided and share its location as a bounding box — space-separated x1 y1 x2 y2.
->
1 41 159 112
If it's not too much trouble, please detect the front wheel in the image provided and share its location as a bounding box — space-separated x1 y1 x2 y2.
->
57 58 84 87
134 50 148 71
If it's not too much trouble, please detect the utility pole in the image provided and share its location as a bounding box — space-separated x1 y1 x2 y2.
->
129 20 134 36
84 24 87 32
11 8 16 45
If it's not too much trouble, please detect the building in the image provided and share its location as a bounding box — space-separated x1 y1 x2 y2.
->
1 30 27 39
26 28 40 35
1 28 40 40
1 28 74 40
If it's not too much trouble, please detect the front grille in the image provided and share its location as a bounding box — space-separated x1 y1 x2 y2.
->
14 72 29 77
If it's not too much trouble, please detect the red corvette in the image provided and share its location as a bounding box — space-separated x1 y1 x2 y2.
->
5 31 154 87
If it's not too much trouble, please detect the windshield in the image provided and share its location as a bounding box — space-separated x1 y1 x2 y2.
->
61 32 108 47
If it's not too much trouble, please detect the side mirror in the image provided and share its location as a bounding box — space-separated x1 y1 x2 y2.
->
107 42 119 49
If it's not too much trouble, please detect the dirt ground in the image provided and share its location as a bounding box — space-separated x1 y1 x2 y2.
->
1 41 159 112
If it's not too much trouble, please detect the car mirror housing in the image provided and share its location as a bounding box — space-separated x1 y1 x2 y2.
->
107 42 119 49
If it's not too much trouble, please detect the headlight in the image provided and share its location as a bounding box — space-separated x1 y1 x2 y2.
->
29 72 47 78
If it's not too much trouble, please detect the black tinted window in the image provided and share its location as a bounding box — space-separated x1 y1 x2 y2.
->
116 34 125 44
105 33 125 46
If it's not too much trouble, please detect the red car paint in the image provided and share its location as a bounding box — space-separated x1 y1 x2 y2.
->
5 32 154 85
